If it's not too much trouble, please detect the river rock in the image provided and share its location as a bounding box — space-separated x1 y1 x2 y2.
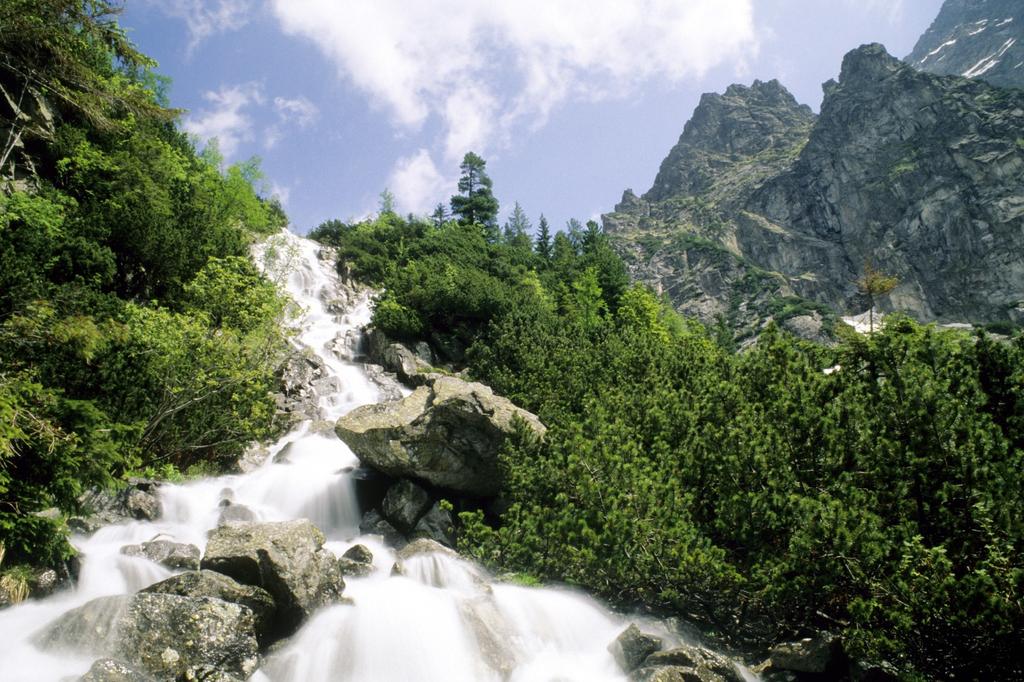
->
120 540 200 570
610 624 664 673
72 480 163 531
396 537 459 561
335 376 546 496
411 501 456 547
36 593 259 681
79 658 157 682
217 502 257 526
338 544 374 578
769 631 841 674
460 595 518 676
359 509 406 548
380 479 431 533
200 519 344 638
644 644 741 682
142 570 276 646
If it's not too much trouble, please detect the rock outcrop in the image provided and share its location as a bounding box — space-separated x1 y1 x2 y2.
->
603 44 1024 337
200 520 344 639
335 376 546 497
906 0 1023 89
36 593 259 681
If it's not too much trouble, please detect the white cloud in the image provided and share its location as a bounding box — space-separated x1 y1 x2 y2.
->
387 149 452 215
265 97 319 150
274 96 319 128
183 83 263 158
270 182 291 206
270 0 758 161
151 0 254 51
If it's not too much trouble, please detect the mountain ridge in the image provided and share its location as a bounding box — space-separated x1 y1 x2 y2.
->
604 42 1024 340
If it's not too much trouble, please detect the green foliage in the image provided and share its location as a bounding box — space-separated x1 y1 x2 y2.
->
318 200 1024 678
0 2 291 568
450 151 499 236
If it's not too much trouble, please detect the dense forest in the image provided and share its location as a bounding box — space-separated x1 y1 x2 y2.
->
312 153 1024 681
0 1 290 569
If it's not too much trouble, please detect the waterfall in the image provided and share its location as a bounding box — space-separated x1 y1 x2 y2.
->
0 230 672 681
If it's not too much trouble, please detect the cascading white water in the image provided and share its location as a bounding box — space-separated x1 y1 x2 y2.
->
0 230 695 682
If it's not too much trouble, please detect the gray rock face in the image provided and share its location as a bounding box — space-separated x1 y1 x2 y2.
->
36 593 259 681
336 376 546 496
120 540 200 570
78 658 157 682
604 43 1024 335
142 570 276 646
609 624 664 673
411 501 456 547
381 479 431 533
645 80 816 204
906 0 1023 89
200 520 344 638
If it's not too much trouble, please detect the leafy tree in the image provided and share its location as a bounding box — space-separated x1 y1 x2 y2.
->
450 151 499 238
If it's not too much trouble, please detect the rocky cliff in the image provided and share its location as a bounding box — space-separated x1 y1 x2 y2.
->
603 44 1024 338
906 0 1023 88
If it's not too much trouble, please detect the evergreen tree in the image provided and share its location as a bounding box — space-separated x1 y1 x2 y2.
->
378 188 396 216
503 202 531 241
431 202 449 228
450 152 499 239
535 214 552 262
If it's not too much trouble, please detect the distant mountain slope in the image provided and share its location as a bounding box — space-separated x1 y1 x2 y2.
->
604 44 1024 340
906 0 1023 88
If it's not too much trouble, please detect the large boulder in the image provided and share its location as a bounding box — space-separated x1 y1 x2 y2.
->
380 479 431 533
142 570 276 646
609 624 663 673
335 376 546 496
120 540 200 570
200 520 343 638
35 593 259 681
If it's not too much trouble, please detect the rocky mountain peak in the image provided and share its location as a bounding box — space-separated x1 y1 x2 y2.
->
837 43 906 86
906 0 1023 88
644 79 815 202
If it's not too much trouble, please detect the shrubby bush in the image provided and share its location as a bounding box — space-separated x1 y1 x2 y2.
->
314 204 1024 680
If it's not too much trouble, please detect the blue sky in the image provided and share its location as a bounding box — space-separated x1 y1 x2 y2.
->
120 0 945 234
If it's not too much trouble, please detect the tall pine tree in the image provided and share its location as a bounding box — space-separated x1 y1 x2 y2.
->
450 151 499 239
535 214 552 262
